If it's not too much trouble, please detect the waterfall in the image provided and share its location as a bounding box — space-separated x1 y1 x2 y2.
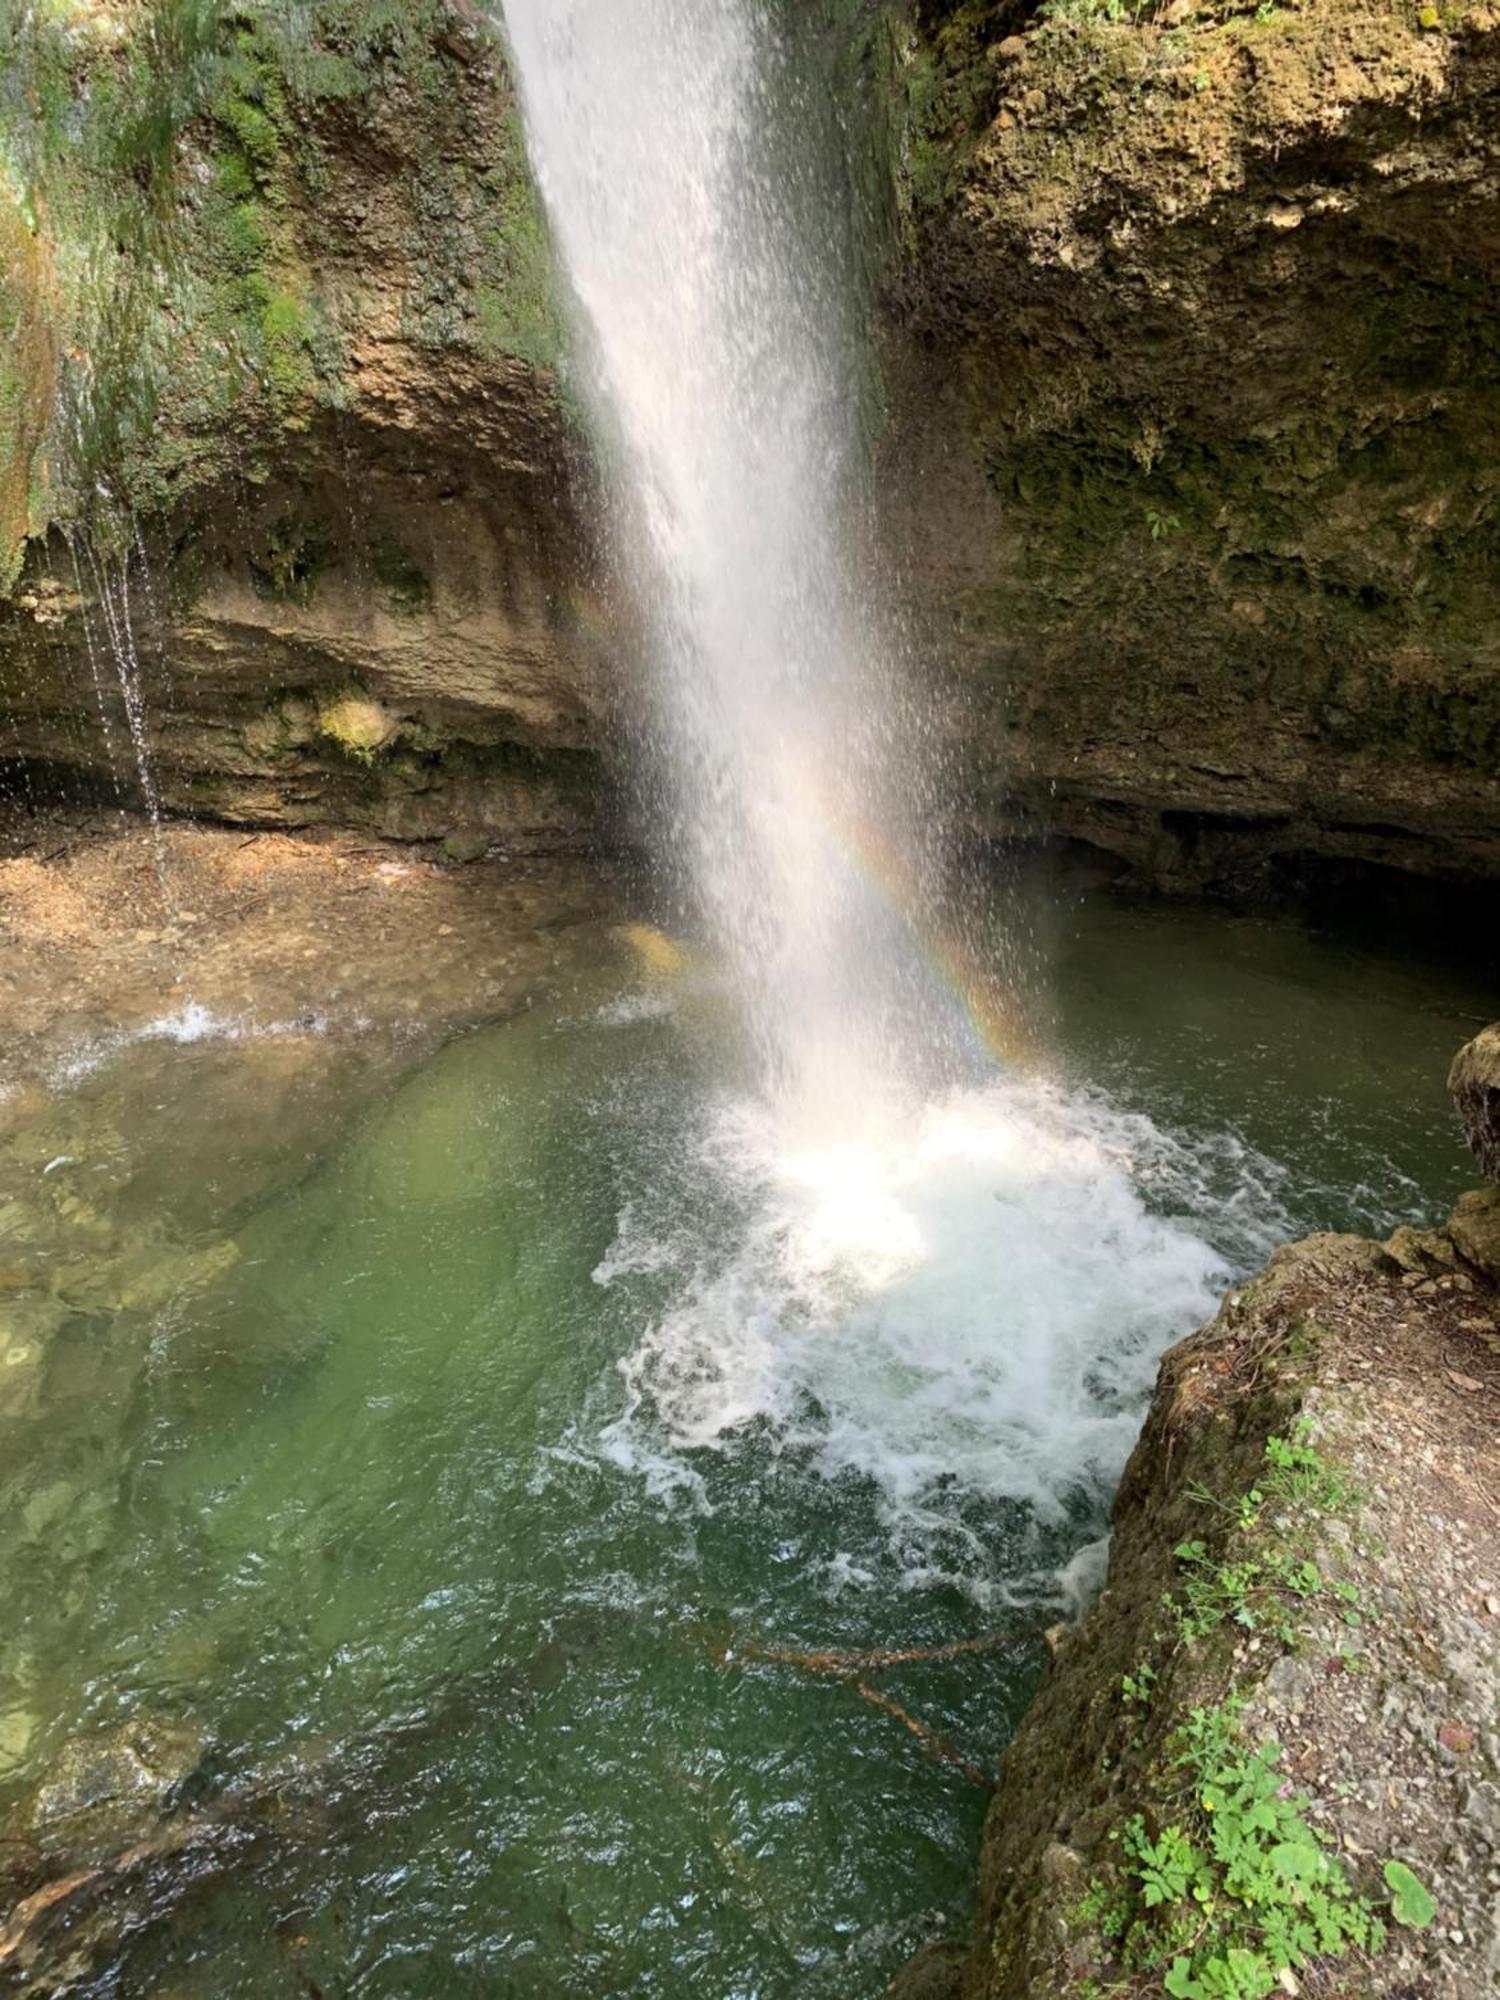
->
501 0 942 1140
504 0 1241 1570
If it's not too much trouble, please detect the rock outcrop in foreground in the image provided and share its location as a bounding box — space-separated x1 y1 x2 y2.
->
908 1029 1500 1997
1452 1025 1500 1187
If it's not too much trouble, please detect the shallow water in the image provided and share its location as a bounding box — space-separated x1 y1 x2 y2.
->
0 884 1490 1997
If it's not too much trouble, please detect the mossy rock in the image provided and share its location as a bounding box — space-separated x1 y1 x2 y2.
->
317 690 398 762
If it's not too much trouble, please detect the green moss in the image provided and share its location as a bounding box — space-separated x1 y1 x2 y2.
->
257 287 317 412
367 536 432 614
248 515 331 604
471 117 563 368
0 0 564 584
0 188 55 584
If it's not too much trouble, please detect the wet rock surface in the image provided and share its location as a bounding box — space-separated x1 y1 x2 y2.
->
0 2 615 853
0 810 621 1082
0 367 612 851
28 1722 207 1853
1451 1024 1500 1185
923 1195 1500 1998
10 2 1500 889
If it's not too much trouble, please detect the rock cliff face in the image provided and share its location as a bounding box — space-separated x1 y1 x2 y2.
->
5 0 1500 878
884 1027 1500 1999
878 0 1500 891
0 0 610 852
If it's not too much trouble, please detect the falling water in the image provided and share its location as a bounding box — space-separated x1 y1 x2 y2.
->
73 531 173 910
502 0 944 1138
503 0 1253 1580
67 536 131 815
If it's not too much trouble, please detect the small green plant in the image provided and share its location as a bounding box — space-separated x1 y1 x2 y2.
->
248 514 329 604
1261 1426 1355 1510
367 534 432 614
1087 1424 1407 1994
1191 66 1210 91
1383 1859 1435 1929
1113 1701 1385 1997
1163 1423 1364 1646
1039 0 1147 22
1146 508 1182 540
1122 1659 1159 1706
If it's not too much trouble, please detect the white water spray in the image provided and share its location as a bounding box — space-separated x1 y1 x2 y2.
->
73 532 174 911
502 0 935 1137
504 1 1266 1583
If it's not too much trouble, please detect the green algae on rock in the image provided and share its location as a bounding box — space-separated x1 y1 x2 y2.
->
0 0 610 851
0 0 564 534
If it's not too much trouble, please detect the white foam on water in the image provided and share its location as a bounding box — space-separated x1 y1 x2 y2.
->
595 1075 1292 1595
141 1001 233 1045
48 1004 329 1086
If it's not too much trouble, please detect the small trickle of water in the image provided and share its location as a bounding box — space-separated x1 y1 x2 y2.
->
66 534 130 815
73 529 174 911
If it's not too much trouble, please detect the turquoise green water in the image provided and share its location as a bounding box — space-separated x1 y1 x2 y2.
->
0 886 1490 1997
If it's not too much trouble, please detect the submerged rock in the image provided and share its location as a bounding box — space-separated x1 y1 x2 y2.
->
1450 1024 1500 1185
0 1708 37 1777
30 1718 208 1856
885 1940 964 1999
